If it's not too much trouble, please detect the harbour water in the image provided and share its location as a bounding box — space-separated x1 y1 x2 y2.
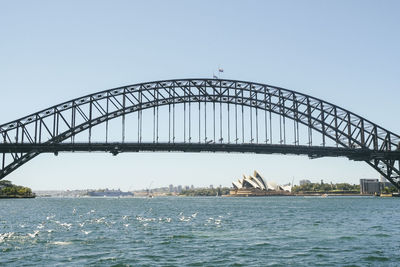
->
1 197 399 266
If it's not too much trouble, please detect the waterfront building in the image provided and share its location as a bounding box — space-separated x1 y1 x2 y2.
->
300 179 311 185
281 185 292 192
360 178 396 194
360 179 379 194
230 171 291 196
266 180 280 191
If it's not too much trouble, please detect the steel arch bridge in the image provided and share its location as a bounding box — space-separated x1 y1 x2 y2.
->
1 78 400 189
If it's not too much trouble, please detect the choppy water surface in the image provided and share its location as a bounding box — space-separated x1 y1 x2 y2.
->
1 197 399 266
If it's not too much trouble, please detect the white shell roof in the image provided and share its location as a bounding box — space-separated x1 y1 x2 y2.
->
243 176 261 189
232 171 289 192
232 181 243 189
249 175 266 190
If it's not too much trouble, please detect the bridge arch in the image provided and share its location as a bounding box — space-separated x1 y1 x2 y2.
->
1 79 399 189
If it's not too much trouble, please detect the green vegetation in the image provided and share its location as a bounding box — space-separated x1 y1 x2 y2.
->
0 180 35 198
292 182 360 194
180 187 231 196
382 186 398 194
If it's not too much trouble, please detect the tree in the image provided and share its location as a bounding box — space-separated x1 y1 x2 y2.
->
0 181 33 197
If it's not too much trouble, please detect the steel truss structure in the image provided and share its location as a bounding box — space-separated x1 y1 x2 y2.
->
1 79 399 189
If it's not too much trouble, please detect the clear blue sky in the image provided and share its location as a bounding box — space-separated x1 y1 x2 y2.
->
1 0 399 190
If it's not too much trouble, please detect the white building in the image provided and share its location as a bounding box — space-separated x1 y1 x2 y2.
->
232 171 291 192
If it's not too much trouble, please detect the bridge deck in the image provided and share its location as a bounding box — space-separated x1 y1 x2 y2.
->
1 143 399 161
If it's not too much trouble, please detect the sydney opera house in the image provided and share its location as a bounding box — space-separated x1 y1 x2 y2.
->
230 171 292 196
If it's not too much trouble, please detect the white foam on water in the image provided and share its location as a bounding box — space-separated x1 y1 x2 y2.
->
136 216 156 222
51 241 72 246
46 215 55 220
105 221 116 227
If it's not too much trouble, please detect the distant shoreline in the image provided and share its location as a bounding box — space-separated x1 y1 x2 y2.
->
294 193 371 197
226 194 372 197
30 194 379 198
0 195 36 199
